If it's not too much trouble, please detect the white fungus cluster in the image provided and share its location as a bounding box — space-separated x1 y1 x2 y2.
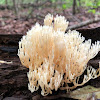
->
18 14 100 96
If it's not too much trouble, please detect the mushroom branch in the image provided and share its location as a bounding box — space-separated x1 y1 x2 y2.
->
18 14 100 96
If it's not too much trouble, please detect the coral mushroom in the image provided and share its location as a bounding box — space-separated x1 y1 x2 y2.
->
18 14 100 96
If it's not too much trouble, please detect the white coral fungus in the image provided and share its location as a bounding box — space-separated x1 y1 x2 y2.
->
18 14 100 96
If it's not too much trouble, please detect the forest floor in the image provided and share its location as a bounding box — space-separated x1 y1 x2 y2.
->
0 7 100 34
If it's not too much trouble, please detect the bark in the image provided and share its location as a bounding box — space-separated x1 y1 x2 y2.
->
0 27 100 99
72 0 76 15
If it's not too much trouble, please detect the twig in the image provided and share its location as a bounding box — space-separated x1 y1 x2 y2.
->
0 60 12 64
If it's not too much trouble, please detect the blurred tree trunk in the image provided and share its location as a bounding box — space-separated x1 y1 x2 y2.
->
79 0 81 7
21 0 24 5
72 0 76 15
36 0 39 4
22 0 24 4
13 0 17 14
5 0 8 5
5 0 8 9
77 0 81 13
12 0 20 18
61 0 63 7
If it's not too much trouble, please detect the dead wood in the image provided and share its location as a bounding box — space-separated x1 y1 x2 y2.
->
67 18 100 31
0 27 100 100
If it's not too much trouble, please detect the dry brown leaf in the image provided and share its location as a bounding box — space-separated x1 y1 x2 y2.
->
67 85 100 100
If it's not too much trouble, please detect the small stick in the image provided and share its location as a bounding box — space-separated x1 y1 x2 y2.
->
0 60 12 64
